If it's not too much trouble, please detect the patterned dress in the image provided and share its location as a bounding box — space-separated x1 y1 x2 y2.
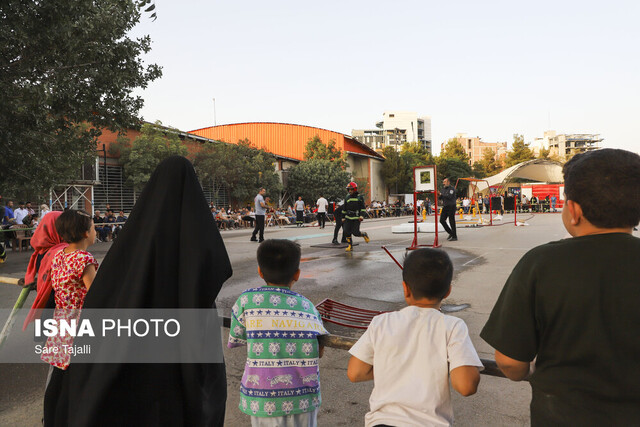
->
41 250 98 370
228 286 328 418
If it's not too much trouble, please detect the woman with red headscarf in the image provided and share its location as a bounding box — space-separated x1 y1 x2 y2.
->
23 210 68 330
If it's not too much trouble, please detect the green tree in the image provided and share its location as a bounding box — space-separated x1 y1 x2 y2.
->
435 157 473 196
480 148 503 176
304 135 348 168
193 139 281 204
381 147 410 194
116 122 187 191
505 134 535 167
440 138 470 163
286 160 350 203
401 142 435 167
286 137 350 202
472 161 487 178
0 0 161 196
398 142 436 193
538 147 551 159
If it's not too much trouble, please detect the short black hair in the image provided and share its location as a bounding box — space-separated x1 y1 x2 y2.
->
563 148 640 228
257 239 301 285
55 209 93 243
402 248 453 300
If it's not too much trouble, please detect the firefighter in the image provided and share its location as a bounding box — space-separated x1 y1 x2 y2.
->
331 202 347 245
342 182 370 252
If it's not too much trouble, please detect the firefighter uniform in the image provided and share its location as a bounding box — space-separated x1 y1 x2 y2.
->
343 184 370 251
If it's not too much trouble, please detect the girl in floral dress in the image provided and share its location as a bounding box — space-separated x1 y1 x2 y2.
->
42 209 98 424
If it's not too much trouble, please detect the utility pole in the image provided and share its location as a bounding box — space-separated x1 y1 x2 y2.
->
213 98 217 126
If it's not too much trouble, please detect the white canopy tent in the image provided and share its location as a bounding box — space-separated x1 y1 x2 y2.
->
474 159 564 192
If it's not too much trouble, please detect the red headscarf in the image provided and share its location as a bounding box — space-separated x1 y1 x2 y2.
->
23 211 68 329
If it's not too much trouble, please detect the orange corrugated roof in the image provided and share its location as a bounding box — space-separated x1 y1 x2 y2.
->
188 122 383 161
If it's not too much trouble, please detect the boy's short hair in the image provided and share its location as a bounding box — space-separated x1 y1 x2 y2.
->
563 148 640 228
402 248 453 300
55 209 93 243
257 239 301 285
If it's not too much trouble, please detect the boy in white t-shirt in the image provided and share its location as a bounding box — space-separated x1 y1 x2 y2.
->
347 248 483 427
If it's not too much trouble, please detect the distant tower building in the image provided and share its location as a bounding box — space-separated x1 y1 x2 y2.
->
352 111 432 154
443 133 508 166
531 131 602 160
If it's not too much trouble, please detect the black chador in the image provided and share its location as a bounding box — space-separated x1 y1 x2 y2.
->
50 156 232 426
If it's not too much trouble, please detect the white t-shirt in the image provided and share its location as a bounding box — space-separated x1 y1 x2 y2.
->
316 197 328 213
295 200 305 211
14 207 28 224
349 306 483 427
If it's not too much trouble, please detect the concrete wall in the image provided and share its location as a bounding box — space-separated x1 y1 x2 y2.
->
369 158 386 202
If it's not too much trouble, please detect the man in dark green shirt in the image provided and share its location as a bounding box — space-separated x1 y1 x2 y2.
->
481 149 640 426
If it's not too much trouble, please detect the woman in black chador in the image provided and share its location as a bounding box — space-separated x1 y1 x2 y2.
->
49 156 232 426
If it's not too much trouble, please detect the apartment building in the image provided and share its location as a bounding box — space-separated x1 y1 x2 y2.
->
444 133 508 165
531 130 602 160
352 111 432 154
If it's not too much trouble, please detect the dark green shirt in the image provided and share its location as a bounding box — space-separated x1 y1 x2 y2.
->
481 233 640 425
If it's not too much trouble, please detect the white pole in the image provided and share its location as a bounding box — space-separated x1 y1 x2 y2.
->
213 97 217 126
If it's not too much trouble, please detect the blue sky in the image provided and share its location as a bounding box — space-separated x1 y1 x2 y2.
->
130 0 639 154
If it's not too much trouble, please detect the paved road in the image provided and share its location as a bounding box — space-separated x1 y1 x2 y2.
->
2 213 620 426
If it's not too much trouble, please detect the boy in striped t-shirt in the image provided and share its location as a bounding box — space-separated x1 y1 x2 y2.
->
228 239 328 426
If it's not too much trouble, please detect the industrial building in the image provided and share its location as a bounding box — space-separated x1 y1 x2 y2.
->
189 122 386 203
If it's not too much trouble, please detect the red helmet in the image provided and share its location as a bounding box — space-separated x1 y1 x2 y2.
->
346 181 357 190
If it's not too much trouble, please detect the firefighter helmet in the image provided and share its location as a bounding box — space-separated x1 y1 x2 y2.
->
346 182 357 190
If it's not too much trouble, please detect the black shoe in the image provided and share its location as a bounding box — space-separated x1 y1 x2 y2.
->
250 237 258 242
446 235 453 241
332 239 338 244
259 239 264 243
450 237 458 241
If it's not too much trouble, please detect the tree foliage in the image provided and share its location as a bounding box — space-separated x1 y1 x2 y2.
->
472 161 487 178
115 122 188 191
286 159 350 203
286 137 349 203
505 134 535 167
479 148 503 176
137 0 157 21
303 135 348 168
422 139 472 195
401 142 435 168
400 142 435 193
0 0 161 196
380 143 436 194
380 147 409 195
435 157 473 195
538 147 551 159
440 138 470 163
193 139 282 204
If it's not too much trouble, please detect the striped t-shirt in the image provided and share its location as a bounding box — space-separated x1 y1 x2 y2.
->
228 286 328 418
